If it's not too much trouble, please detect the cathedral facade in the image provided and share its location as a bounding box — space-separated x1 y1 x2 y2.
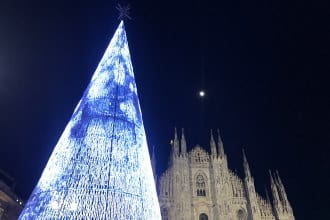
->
156 129 294 220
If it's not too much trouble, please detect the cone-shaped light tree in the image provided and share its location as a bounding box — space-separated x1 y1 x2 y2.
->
19 21 161 219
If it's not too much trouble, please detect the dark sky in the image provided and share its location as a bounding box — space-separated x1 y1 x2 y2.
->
0 0 329 219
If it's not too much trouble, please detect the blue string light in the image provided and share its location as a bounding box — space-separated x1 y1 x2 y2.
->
19 21 161 220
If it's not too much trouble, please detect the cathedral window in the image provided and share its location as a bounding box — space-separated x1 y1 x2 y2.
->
199 213 208 220
196 174 206 196
237 209 246 220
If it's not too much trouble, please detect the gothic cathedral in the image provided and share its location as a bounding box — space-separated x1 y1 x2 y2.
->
156 128 294 220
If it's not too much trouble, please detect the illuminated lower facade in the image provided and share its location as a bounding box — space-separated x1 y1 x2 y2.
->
19 21 161 219
158 129 294 220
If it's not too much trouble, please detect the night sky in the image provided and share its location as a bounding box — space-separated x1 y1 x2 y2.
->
0 1 329 219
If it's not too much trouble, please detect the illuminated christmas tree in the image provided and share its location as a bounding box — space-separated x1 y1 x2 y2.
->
19 21 161 219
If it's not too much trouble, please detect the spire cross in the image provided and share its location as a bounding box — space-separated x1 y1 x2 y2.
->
116 4 132 20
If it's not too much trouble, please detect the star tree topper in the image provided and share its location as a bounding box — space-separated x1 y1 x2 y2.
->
116 4 132 20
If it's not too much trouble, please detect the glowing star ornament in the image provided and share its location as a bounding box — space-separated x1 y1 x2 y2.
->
19 21 161 220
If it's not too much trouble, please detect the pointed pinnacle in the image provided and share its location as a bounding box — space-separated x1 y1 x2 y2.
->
272 170 281 188
242 148 248 163
275 170 284 186
269 170 275 184
217 129 225 158
210 129 215 142
243 149 252 179
217 129 222 142
181 128 186 146
264 185 271 203
174 127 178 139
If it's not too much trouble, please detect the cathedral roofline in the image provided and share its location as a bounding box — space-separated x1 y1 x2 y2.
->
159 129 294 220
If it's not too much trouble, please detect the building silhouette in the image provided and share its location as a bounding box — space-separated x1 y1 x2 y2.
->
0 170 23 220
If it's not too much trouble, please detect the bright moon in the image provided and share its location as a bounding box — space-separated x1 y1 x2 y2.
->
199 90 205 97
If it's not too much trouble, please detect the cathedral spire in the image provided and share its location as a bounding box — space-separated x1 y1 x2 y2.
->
275 171 288 201
210 129 217 158
243 150 261 218
243 149 252 180
275 171 293 214
181 128 187 156
269 170 282 211
173 127 179 156
217 129 225 158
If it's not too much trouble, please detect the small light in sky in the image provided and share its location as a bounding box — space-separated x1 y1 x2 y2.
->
199 90 205 97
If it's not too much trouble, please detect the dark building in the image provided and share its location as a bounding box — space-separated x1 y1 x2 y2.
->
0 171 23 220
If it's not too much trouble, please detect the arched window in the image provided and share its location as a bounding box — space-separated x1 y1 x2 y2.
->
199 213 208 220
196 174 206 196
237 209 246 220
